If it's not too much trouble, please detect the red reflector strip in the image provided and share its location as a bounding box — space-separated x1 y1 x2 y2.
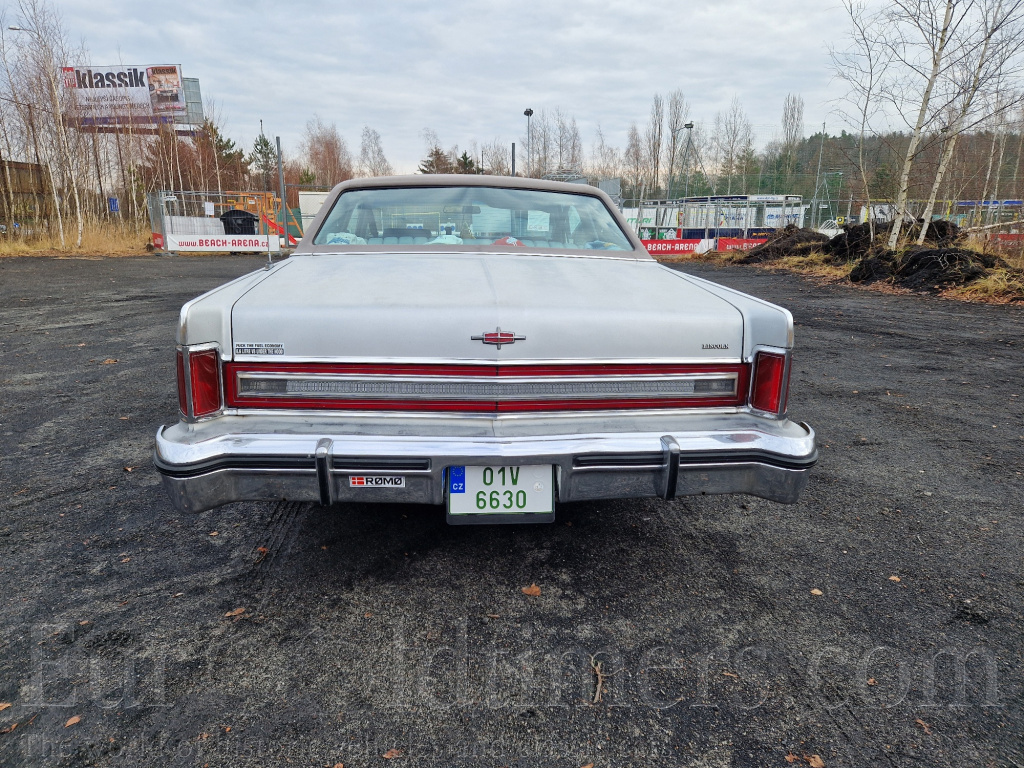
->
222 363 750 413
176 350 187 416
750 352 788 414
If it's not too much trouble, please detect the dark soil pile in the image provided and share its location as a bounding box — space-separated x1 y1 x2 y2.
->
849 246 1005 292
739 225 830 263
825 219 965 262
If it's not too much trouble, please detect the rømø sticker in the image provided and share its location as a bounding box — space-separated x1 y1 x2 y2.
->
234 343 285 356
350 476 406 488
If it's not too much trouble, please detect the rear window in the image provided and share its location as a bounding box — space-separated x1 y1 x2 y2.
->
312 186 634 251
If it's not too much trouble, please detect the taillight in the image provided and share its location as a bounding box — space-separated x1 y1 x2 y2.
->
750 351 790 415
177 347 222 419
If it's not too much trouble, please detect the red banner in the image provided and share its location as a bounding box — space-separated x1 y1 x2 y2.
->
990 233 1024 242
152 232 164 249
642 239 703 254
717 237 768 251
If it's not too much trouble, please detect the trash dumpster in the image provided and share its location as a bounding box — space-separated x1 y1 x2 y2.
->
219 209 259 235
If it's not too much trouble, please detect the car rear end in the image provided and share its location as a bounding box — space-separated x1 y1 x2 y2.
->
157 336 815 523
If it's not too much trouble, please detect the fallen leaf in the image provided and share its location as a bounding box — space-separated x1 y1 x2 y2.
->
321 545 328 550
118 417 129 421
64 715 81 727
580 764 595 768
198 732 209 740
209 531 219 536
486 613 500 619
915 718 933 735
889 575 901 582
123 466 134 472
0 703 10 712
120 557 130 563
0 722 17 734
224 607 246 617
223 726 231 732
807 756 825 768
79 620 90 625
785 754 800 765
867 678 877 686
382 749 403 759
101 358 118 365
172 592 184 598
76 343 86 347
364 612 372 618
810 588 823 596
721 671 739 678
333 764 344 768
521 583 541 597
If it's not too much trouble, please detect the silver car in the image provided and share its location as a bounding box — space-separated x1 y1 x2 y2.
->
155 175 816 524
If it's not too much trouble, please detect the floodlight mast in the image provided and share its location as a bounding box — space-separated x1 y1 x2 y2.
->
668 121 695 200
524 108 533 178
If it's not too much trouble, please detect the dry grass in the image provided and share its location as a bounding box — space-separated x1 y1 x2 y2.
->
0 222 149 258
944 268 1024 304
773 251 854 280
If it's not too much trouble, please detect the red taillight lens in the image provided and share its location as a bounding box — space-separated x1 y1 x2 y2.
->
177 348 222 418
189 349 222 417
750 352 789 414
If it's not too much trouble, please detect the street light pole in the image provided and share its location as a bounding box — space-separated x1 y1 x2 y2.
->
523 108 533 178
667 121 694 200
682 122 694 199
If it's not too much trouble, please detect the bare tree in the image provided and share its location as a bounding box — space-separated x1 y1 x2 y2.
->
553 109 582 170
781 93 805 186
643 94 664 196
481 138 510 176
523 110 553 177
664 89 690 197
916 0 1024 242
358 126 393 177
10 0 85 246
623 122 644 198
831 2 893 239
884 0 970 248
587 124 622 182
301 115 353 185
714 97 753 194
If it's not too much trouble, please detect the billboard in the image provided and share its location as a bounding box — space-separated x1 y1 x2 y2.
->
61 65 186 122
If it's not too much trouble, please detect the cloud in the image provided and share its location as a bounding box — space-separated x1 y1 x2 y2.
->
54 0 850 172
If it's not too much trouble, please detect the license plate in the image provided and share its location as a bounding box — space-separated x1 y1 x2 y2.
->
447 465 554 517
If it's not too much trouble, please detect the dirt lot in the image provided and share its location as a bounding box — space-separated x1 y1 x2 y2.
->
1 255 1021 768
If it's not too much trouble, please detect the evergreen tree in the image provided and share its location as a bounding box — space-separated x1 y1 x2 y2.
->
418 146 454 174
456 151 477 174
249 132 278 191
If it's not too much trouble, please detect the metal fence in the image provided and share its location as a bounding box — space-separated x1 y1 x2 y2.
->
146 190 303 252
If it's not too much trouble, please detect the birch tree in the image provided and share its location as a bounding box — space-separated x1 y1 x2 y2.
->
358 126 393 177
916 0 1024 242
884 0 970 247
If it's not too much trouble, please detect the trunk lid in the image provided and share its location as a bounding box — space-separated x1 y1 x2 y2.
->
230 253 743 361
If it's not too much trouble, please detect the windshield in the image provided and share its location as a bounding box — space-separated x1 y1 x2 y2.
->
312 186 634 251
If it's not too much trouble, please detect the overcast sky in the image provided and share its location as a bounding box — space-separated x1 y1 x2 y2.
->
49 0 858 172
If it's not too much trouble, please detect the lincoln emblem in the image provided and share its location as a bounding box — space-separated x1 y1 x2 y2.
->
471 327 525 349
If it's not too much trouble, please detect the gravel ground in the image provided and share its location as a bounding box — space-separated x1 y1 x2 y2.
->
0 255 1021 768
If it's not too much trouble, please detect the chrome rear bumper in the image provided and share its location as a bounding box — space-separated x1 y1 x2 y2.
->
154 414 817 517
